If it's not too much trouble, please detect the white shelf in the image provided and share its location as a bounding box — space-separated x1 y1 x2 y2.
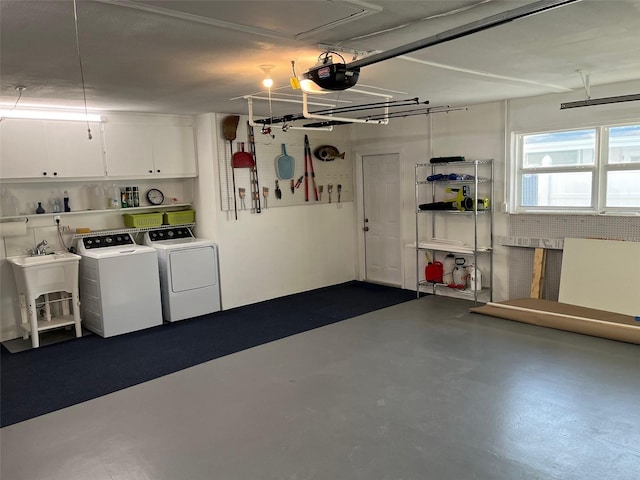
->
416 178 491 186
72 222 196 239
416 209 491 215
22 315 77 333
408 241 492 254
415 159 493 168
0 203 192 222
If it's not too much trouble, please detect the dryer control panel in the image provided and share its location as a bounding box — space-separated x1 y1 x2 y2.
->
147 228 194 242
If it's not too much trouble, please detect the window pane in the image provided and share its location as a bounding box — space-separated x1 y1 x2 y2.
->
608 125 640 164
521 172 592 207
606 170 640 207
522 130 595 168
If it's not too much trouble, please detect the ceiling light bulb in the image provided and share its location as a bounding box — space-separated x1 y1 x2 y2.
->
259 64 275 89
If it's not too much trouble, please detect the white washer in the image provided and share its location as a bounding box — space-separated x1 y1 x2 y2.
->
77 233 163 337
144 227 221 322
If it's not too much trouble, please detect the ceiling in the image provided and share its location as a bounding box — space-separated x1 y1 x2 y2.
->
1 0 640 120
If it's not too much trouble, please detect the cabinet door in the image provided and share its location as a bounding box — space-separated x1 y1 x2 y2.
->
151 125 197 177
0 119 49 179
44 121 106 178
103 124 155 177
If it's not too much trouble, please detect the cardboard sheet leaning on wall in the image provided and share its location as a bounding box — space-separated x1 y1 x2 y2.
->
217 115 353 213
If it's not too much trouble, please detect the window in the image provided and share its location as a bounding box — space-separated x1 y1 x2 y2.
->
513 123 640 213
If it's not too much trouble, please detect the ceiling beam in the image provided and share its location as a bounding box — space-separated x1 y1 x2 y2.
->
347 0 581 70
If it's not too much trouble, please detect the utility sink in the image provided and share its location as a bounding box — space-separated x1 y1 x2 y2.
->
9 251 80 267
8 250 81 298
8 251 83 348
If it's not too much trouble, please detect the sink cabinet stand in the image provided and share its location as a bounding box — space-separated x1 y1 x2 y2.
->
12 259 82 348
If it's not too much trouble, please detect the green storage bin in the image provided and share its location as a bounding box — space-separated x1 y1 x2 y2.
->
163 209 195 225
123 212 163 228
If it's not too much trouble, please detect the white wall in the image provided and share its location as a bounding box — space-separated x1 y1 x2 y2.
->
193 114 357 310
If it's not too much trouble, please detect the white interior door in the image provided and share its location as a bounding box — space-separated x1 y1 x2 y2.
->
363 153 402 286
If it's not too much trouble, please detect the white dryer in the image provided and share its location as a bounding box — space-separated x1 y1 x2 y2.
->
143 227 221 322
77 233 163 337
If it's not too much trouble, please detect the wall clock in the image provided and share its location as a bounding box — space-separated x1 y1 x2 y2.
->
146 188 164 206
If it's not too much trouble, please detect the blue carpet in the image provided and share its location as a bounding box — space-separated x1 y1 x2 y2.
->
1 281 415 427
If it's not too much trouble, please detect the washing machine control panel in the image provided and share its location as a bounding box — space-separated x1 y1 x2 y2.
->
81 233 135 249
147 228 194 242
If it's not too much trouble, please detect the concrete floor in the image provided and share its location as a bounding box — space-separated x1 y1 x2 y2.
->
1 295 639 480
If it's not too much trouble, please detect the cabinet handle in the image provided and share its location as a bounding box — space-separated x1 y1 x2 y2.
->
363 226 369 232
43 172 47 176
149 170 153 173
156 169 160 173
53 172 58 176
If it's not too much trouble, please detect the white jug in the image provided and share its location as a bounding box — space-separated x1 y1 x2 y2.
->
468 265 482 291
442 254 455 284
106 185 121 209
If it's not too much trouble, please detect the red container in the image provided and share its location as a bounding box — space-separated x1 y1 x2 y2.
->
425 261 444 283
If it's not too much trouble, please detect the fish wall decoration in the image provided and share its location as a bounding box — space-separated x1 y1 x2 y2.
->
313 145 345 161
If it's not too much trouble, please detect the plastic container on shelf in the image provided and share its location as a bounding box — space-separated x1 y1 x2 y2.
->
163 209 195 225
63 191 71 212
442 254 455 284
1 188 20 217
123 212 163 228
107 185 121 209
468 265 483 291
88 185 105 210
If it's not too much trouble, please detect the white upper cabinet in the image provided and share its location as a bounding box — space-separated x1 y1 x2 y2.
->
104 123 197 178
45 121 106 177
103 124 155 177
0 119 105 179
151 125 197 177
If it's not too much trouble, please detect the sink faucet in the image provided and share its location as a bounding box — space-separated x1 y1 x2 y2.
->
33 239 49 256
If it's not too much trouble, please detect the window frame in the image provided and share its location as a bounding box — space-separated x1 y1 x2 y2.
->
511 121 640 215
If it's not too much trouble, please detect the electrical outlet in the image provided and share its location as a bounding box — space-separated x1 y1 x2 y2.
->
54 215 61 225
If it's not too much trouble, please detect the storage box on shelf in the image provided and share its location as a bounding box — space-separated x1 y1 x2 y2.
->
163 209 195 225
123 212 164 228
415 159 493 303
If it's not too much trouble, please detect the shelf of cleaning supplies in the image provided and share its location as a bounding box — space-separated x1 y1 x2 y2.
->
0 203 192 222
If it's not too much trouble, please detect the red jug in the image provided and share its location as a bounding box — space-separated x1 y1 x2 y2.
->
425 261 444 283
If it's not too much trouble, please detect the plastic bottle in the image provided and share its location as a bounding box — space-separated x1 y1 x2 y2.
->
1 188 19 216
453 266 465 286
468 265 483 291
125 187 133 208
132 186 140 207
63 191 71 212
53 199 62 213
442 254 455 284
35 202 45 214
107 185 121 209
